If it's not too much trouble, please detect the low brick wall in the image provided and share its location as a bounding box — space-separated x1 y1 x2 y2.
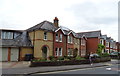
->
30 57 111 67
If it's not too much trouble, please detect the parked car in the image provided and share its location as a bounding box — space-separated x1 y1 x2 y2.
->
109 52 118 56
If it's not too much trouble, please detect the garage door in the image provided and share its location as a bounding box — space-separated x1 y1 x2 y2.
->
11 48 19 61
1 48 8 61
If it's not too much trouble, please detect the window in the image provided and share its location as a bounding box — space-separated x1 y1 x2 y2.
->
56 33 58 41
68 36 73 44
68 49 73 56
59 34 62 42
81 39 85 45
2 31 13 39
55 48 62 56
44 32 47 40
68 36 70 43
59 48 62 56
106 42 109 47
55 48 59 56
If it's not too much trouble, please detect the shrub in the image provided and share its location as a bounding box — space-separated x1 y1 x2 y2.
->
64 58 70 61
49 56 56 61
75 56 85 60
101 53 110 57
32 58 46 62
57 57 64 61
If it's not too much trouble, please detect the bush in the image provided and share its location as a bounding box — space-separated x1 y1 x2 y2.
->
30 57 111 67
101 53 110 57
64 56 74 60
57 57 64 61
75 56 85 60
32 58 46 62
49 56 56 61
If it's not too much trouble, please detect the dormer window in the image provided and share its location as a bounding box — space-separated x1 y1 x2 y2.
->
56 33 58 42
68 36 73 44
2 31 13 39
68 36 70 43
59 34 62 42
44 32 47 40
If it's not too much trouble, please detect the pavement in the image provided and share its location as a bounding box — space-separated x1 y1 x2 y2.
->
1 59 119 75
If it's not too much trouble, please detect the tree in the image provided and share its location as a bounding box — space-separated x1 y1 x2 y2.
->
97 44 105 56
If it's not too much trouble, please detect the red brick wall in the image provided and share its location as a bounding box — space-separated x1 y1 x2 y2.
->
86 38 100 54
53 30 66 56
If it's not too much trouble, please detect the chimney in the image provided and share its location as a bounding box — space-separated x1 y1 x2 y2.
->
54 17 59 28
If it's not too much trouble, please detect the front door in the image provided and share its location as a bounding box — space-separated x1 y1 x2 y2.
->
42 46 47 59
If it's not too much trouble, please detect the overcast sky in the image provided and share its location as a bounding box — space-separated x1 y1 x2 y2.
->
0 0 119 41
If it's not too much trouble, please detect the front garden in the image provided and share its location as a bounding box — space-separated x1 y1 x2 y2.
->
30 56 111 67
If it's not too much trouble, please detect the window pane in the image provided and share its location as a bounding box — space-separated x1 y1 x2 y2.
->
59 34 62 42
56 34 58 41
59 48 62 56
44 32 47 40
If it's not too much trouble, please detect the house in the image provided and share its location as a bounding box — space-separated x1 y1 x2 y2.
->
27 20 57 60
106 37 111 53
116 42 120 52
100 35 107 53
53 26 67 57
2 17 117 61
0 29 33 61
78 30 101 54
78 34 87 57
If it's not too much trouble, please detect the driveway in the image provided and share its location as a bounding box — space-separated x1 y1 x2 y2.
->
0 61 31 69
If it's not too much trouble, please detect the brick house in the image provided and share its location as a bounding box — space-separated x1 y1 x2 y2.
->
78 34 87 57
2 17 118 61
53 27 67 57
78 30 101 54
100 35 107 53
27 20 57 60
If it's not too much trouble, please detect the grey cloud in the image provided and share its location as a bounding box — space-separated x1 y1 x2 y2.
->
66 1 117 25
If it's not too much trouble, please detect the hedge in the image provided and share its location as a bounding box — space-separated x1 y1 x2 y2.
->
30 57 111 67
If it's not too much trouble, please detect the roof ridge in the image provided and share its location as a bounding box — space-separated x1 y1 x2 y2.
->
77 30 101 33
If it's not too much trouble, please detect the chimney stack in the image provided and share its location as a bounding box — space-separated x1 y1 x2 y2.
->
54 17 59 28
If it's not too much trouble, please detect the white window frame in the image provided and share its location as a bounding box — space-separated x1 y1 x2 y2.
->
44 32 47 40
59 34 62 42
56 33 59 42
68 36 70 43
55 48 59 56
59 48 62 56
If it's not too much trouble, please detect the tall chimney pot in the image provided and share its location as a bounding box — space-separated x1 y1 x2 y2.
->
54 17 59 28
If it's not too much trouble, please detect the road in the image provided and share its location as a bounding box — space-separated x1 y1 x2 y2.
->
35 64 120 75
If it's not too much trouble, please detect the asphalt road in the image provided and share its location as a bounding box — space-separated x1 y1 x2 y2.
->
35 64 120 75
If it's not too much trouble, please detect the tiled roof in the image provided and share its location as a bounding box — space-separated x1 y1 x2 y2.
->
27 21 57 32
101 35 107 40
77 30 101 38
1 31 33 47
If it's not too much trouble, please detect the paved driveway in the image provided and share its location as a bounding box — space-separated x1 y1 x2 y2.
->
0 61 31 69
